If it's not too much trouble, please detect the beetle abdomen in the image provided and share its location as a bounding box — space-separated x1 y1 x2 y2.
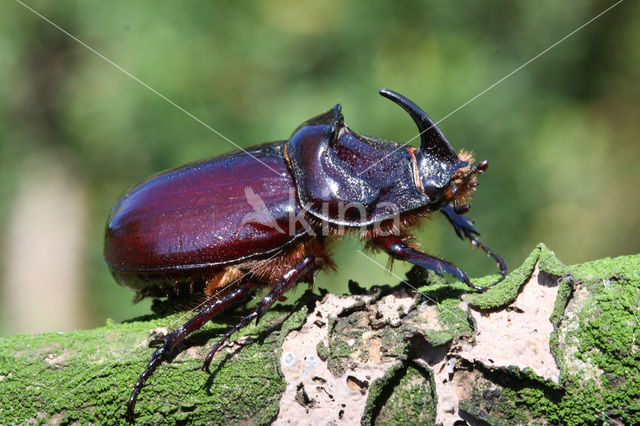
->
104 143 307 283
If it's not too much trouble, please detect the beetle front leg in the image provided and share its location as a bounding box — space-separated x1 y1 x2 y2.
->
441 204 479 240
374 235 486 290
127 284 252 419
441 205 508 285
202 255 315 372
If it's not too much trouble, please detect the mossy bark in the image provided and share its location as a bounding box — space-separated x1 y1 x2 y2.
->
0 301 310 424
0 244 638 425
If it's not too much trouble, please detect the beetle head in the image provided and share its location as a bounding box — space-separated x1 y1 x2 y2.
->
379 89 485 211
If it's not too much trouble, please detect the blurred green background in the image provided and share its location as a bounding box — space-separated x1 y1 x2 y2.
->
1 0 638 336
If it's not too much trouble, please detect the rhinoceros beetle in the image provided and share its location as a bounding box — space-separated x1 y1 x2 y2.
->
104 89 507 417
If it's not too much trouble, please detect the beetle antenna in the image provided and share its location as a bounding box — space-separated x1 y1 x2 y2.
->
463 159 489 180
472 159 489 176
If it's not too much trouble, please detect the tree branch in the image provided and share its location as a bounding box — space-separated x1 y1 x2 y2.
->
1 244 638 425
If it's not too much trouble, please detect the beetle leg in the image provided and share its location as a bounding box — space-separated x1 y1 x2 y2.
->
202 255 315 373
375 235 479 289
441 204 479 240
127 284 252 419
375 235 505 291
441 205 508 284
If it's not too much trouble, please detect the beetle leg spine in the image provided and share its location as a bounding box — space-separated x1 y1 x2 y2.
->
202 255 315 372
126 284 251 419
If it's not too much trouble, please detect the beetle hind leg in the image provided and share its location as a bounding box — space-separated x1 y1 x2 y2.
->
127 283 252 419
202 255 315 372
127 255 315 418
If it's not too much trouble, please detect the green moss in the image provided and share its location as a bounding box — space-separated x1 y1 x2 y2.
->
465 243 571 312
315 341 329 361
466 244 541 310
460 378 527 425
558 283 640 424
2 246 638 424
417 299 474 346
536 243 567 276
517 387 558 421
549 273 573 326
0 306 304 424
325 313 366 376
454 363 564 425
408 270 477 345
297 251 639 424
465 250 640 426
323 283 476 378
569 253 640 283
361 361 436 425
432 247 640 426
361 362 404 425
371 363 436 425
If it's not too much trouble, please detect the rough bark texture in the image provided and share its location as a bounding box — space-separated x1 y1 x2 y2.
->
0 243 638 425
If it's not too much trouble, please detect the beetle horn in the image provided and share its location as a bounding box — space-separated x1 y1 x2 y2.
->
379 89 458 161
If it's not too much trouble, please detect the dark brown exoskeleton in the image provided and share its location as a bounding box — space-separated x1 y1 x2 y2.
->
103 89 507 417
